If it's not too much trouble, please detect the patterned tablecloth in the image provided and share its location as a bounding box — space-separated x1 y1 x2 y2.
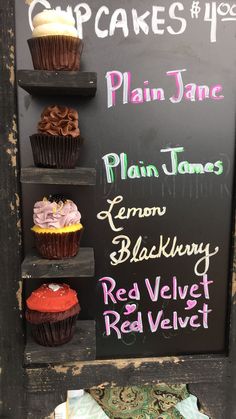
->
89 384 188 418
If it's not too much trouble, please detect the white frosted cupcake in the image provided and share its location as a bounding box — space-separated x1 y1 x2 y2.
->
28 7 83 71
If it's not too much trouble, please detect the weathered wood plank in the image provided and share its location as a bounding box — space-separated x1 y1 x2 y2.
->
26 392 66 419
188 383 226 419
26 355 227 393
22 248 95 278
226 221 236 419
25 321 96 366
17 70 97 96
0 0 26 417
21 167 96 185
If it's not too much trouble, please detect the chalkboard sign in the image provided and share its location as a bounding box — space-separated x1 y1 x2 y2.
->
15 0 235 359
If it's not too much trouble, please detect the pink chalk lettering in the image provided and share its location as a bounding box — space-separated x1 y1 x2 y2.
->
185 299 197 310
151 88 165 101
99 277 140 304
189 315 201 328
198 303 212 328
145 275 211 302
184 83 197 101
121 320 132 333
148 310 163 332
99 277 117 304
116 288 127 301
106 70 123 108
173 311 178 329
167 69 186 103
104 310 143 338
145 276 161 301
143 80 151 102
161 318 172 329
128 283 140 300
189 284 201 298
173 276 178 299
200 274 213 299
129 313 143 333
148 310 208 332
104 310 121 338
176 314 190 328
123 72 131 104
177 284 188 299
130 88 144 104
210 85 224 100
172 276 189 300
160 285 171 299
196 85 210 101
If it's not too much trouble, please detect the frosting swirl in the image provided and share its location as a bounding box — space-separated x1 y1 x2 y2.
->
33 198 81 229
38 105 80 138
26 283 79 313
32 8 78 38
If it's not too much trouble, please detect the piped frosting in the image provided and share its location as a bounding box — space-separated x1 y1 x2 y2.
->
38 105 80 138
32 8 78 38
26 283 79 312
33 198 82 229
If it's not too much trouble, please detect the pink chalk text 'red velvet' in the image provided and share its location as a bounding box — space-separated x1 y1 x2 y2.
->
99 275 213 339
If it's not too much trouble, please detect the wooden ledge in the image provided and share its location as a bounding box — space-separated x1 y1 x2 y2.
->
26 354 228 392
22 248 95 278
25 320 96 366
17 70 97 96
21 167 96 186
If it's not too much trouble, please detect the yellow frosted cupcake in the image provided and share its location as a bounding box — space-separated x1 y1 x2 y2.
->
32 195 83 259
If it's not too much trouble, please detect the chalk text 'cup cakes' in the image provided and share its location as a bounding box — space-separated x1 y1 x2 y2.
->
26 283 81 346
30 105 82 169
28 6 83 70
32 195 83 259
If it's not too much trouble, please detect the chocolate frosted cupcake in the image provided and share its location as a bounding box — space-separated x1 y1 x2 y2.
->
28 7 83 70
26 283 81 346
32 195 83 259
30 105 82 168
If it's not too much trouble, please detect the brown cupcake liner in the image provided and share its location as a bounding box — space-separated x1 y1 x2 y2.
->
26 303 81 324
30 314 78 346
28 36 83 71
30 134 82 169
33 228 83 260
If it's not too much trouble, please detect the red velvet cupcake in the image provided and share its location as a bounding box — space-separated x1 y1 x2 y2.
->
26 283 81 346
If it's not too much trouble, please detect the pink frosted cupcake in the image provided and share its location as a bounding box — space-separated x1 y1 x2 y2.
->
32 195 83 259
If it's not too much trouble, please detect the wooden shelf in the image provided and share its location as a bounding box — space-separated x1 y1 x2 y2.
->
21 167 96 185
17 70 97 96
25 320 96 366
26 354 227 391
22 248 95 279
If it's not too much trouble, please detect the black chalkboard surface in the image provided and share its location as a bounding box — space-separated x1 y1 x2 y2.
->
15 0 235 359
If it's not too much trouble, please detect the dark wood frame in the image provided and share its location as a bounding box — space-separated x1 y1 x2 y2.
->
0 1 235 418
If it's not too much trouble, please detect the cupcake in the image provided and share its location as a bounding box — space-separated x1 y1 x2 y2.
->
30 105 82 169
26 283 81 346
28 7 83 70
32 195 83 259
